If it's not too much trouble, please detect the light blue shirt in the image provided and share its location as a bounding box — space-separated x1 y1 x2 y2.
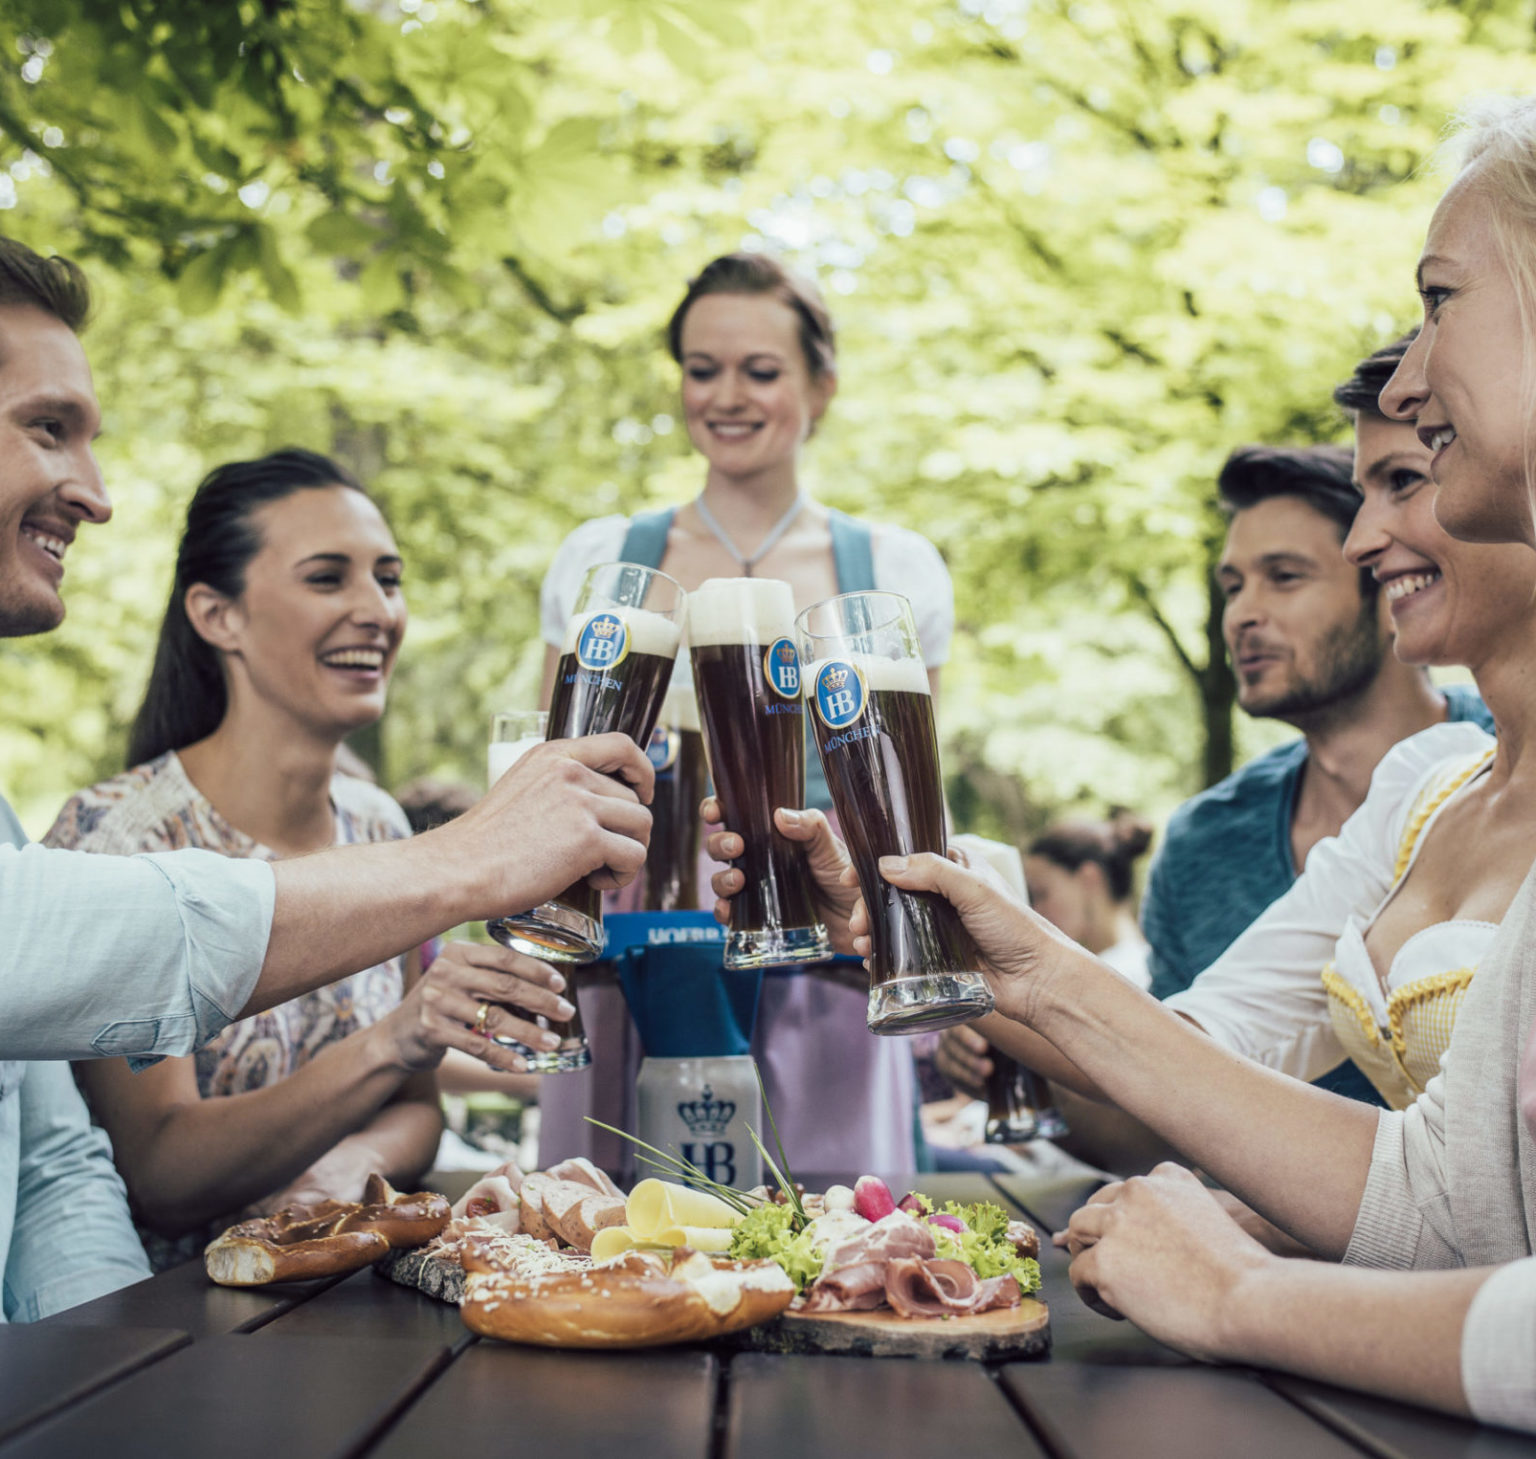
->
0 794 275 1320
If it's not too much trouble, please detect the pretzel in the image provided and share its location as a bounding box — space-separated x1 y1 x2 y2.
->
205 1173 451 1286
459 1244 796 1348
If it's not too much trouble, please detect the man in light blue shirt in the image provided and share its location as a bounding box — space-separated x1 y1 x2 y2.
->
0 236 657 1317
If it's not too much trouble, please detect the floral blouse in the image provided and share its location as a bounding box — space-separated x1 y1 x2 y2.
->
44 751 411 1265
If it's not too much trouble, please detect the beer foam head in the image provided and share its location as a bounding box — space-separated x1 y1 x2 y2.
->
686 577 796 647
802 652 931 695
561 604 682 659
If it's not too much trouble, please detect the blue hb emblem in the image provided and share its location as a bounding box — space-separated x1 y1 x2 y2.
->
647 725 679 773
575 612 629 671
763 637 801 699
814 660 865 729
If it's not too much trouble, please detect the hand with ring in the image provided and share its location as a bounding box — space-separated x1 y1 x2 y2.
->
379 940 574 1075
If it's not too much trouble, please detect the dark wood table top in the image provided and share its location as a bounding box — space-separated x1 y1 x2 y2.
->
16 1171 1533 1458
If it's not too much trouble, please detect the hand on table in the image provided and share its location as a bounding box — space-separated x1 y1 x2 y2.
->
257 1133 386 1212
383 940 575 1075
704 801 862 955
935 1025 993 1101
1063 1163 1274 1361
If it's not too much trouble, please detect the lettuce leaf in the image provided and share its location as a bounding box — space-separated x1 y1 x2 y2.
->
930 1200 1042 1294
729 1201 825 1292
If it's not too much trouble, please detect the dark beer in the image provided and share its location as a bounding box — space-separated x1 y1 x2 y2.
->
804 648 992 1033
689 579 829 969
489 595 681 962
494 971 591 1073
983 1049 1067 1142
643 685 706 912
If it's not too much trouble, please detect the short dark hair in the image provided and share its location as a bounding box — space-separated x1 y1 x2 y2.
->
1333 330 1419 420
127 449 371 768
1029 808 1153 905
1217 443 1361 537
667 252 837 380
0 234 90 331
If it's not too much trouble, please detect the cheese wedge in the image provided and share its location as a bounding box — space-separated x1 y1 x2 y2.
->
590 1225 639 1262
656 1224 735 1253
627 1179 741 1237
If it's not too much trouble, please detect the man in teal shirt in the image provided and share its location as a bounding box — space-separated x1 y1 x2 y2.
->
0 235 656 1317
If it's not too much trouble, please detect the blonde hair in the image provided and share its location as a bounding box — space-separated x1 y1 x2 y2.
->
1447 96 1536 517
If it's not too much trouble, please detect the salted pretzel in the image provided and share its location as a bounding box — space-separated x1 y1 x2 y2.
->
205 1173 451 1286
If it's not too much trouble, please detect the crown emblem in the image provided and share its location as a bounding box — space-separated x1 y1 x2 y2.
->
677 1085 735 1135
821 666 848 690
590 617 622 638
777 643 796 663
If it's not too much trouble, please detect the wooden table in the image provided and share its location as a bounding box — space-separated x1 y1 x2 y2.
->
13 1172 1532 1458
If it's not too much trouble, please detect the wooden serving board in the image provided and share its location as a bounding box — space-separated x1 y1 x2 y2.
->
730 1297 1050 1361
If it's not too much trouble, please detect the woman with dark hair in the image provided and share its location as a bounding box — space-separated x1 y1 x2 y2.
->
1025 810 1153 989
536 252 954 1173
45 449 572 1269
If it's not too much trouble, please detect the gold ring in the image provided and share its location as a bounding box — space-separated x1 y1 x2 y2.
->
473 1000 492 1038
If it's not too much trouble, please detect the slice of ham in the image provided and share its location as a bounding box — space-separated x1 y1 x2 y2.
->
799 1261 890 1313
884 1258 1022 1319
450 1175 520 1222
543 1157 623 1199
801 1213 938 1313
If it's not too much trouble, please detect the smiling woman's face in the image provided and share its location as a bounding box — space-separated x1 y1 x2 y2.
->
1344 412 1536 673
1381 169 1535 548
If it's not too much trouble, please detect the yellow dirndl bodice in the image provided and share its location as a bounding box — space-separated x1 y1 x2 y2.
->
1321 747 1495 1110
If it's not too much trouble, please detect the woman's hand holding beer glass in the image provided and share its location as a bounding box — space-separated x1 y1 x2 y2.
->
704 801 863 955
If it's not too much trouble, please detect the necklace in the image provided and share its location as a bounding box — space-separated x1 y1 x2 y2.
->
693 491 806 578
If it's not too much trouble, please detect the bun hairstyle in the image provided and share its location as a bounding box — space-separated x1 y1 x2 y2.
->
1333 330 1419 421
1028 808 1154 906
127 448 370 769
666 252 837 381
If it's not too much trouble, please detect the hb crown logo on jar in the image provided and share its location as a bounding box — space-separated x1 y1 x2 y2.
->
763 638 801 699
575 612 629 671
813 661 866 729
647 724 679 773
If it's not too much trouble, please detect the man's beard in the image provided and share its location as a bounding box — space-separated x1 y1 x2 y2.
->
1239 601 1385 722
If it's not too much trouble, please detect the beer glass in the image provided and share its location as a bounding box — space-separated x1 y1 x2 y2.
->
796 590 993 1034
984 1049 1068 1143
690 578 831 969
489 563 685 962
485 711 590 1071
642 682 706 912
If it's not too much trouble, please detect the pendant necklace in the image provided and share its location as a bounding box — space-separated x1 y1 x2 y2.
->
694 491 806 578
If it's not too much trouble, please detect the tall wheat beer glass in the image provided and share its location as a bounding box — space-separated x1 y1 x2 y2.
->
796 591 993 1034
488 563 685 962
689 578 831 969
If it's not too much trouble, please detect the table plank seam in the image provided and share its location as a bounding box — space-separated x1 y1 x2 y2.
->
1257 1373 1410 1459
983 1362 1073 1459
346 1343 460 1459
708 1352 734 1459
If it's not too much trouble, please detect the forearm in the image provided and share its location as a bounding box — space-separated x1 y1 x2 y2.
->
123 1024 414 1233
1222 1259 1485 1417
1050 1086 1183 1176
1030 963 1378 1253
346 1081 443 1187
255 838 480 1018
436 1048 542 1100
973 1011 1103 1096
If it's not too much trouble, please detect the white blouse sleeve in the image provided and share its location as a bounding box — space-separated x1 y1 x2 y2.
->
539 516 632 648
871 525 954 669
1163 721 1496 1083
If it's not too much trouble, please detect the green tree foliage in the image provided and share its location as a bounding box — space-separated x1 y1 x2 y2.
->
0 0 1528 840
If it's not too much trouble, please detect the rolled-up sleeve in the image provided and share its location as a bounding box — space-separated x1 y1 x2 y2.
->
1462 1258 1536 1433
0 842 274 1062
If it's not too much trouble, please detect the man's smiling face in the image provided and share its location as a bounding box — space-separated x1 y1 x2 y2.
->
0 303 109 637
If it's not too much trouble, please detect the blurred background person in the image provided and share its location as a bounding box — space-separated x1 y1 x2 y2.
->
537 252 954 1172
45 449 569 1268
1024 809 1152 990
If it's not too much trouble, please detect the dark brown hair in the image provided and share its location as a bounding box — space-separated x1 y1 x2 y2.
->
128 449 371 767
1333 330 1419 421
667 252 837 380
1029 809 1153 905
1217 443 1360 537
0 234 90 331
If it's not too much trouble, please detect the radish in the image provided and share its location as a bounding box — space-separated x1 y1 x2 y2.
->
853 1175 897 1222
928 1213 966 1234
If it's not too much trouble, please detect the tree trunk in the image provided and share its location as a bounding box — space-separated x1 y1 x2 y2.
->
1199 570 1235 788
